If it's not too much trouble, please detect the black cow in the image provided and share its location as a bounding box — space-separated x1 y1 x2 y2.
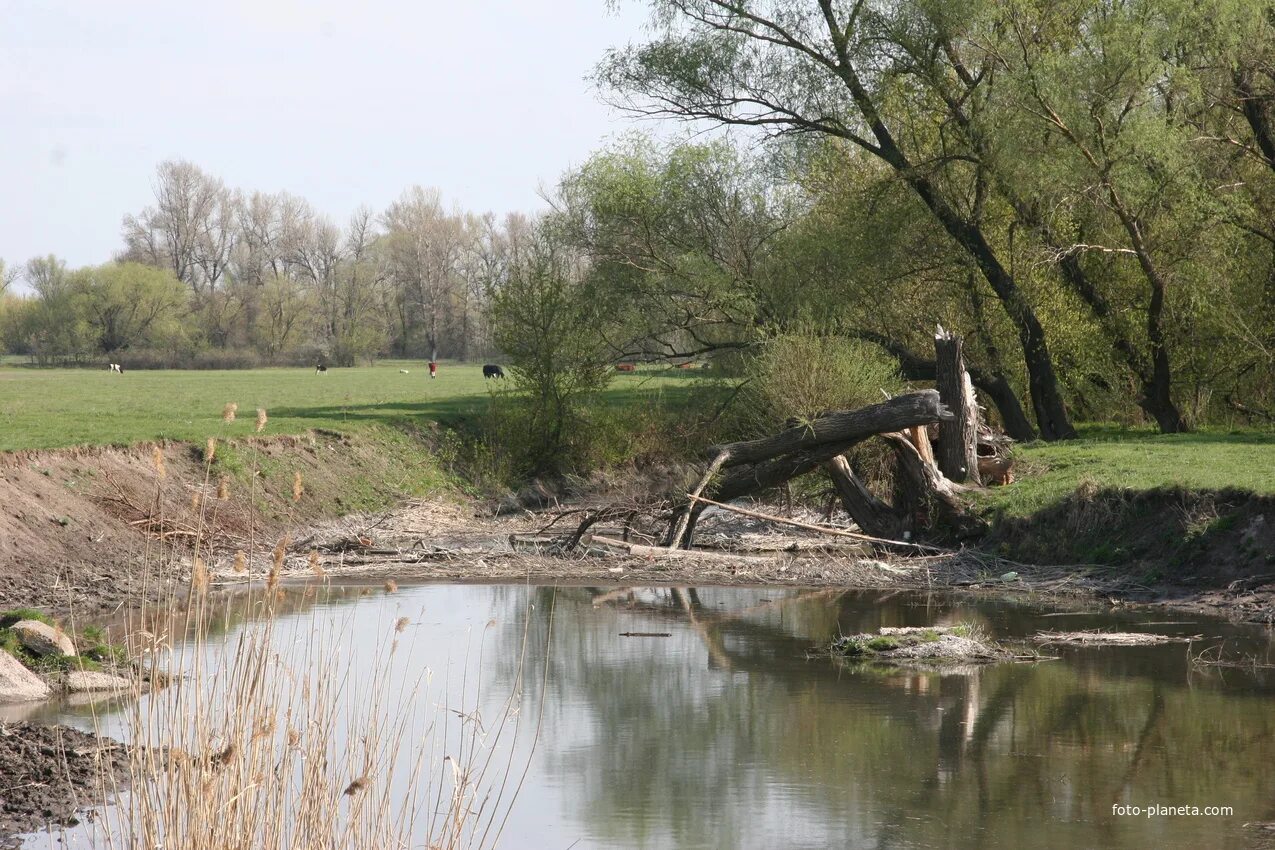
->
315 363 328 374
482 364 505 379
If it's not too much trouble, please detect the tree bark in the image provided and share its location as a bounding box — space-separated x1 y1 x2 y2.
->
706 390 950 467
934 328 982 485
850 331 1037 443
883 432 983 537
822 455 901 539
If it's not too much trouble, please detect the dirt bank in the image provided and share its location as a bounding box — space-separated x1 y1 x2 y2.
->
1 433 1272 623
0 428 451 615
0 722 129 848
985 485 1275 622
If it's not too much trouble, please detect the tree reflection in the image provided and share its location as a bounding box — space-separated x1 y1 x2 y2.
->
489 585 1275 849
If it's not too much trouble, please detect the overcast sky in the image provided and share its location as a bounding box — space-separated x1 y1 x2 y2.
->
0 0 650 273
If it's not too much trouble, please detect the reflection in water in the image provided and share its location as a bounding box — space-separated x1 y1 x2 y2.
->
24 583 1275 850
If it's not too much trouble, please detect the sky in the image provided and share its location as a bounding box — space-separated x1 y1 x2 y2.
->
0 0 651 276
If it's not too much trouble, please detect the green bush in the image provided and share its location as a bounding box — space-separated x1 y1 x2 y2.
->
487 228 616 478
737 329 904 434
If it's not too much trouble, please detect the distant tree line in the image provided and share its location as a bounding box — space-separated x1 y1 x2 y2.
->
0 162 530 367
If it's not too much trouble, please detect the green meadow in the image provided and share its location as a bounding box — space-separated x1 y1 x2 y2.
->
0 361 695 451
3 360 1273 510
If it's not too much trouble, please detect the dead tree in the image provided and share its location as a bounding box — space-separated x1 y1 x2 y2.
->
934 326 982 485
667 390 953 548
822 455 900 539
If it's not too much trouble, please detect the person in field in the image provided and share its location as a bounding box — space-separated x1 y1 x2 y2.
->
428 361 437 379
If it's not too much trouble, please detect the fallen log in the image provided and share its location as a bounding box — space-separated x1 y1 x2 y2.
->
822 455 900 539
590 534 779 564
705 390 951 467
883 432 985 537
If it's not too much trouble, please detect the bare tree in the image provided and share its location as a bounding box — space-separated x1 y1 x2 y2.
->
122 161 236 296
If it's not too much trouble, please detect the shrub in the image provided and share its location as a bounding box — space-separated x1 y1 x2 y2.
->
487 227 615 477
737 328 904 434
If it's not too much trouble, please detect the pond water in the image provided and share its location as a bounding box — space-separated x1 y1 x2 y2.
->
13 582 1275 850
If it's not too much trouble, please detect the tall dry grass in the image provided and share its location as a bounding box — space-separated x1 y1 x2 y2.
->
62 407 548 849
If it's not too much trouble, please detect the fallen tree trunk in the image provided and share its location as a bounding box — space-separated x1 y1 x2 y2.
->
822 455 901 539
705 390 950 467
883 432 985 537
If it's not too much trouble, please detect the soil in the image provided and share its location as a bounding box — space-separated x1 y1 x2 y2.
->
0 722 129 848
1 433 1273 625
0 431 445 617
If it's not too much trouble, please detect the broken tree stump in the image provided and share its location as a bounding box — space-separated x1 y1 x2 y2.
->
934 326 981 485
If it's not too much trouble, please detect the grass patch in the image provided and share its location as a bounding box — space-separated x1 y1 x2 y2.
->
0 608 54 628
0 360 699 451
977 426 1275 518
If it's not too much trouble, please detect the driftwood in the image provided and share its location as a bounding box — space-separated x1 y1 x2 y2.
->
590 534 778 564
1032 630 1201 646
705 390 951 466
692 495 943 552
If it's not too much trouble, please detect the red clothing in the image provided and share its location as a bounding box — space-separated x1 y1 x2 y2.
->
428 361 438 378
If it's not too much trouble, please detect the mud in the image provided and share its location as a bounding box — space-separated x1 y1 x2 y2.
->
0 722 129 848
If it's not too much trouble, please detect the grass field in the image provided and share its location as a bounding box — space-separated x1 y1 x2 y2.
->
983 427 1275 516
0 360 697 451
3 360 1273 510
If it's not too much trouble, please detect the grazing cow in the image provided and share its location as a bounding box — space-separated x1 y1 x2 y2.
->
399 369 410 374
315 363 328 375
615 363 636 372
109 363 123 373
482 364 505 379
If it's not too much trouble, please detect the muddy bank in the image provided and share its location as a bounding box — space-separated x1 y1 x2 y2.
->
202 496 1274 624
1 432 1273 624
985 486 1275 622
0 428 451 615
0 722 129 848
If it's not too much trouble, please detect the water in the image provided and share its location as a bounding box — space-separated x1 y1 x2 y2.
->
14 583 1275 849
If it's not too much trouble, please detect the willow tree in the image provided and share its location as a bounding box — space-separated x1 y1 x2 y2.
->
598 0 1077 439
556 138 785 361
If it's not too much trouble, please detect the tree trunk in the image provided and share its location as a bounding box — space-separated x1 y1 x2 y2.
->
823 455 901 538
850 331 1036 442
706 390 950 467
883 432 984 537
934 328 982 485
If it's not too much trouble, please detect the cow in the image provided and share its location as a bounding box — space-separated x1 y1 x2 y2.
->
315 363 328 375
399 369 410 374
482 364 505 379
108 363 123 373
615 363 636 372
